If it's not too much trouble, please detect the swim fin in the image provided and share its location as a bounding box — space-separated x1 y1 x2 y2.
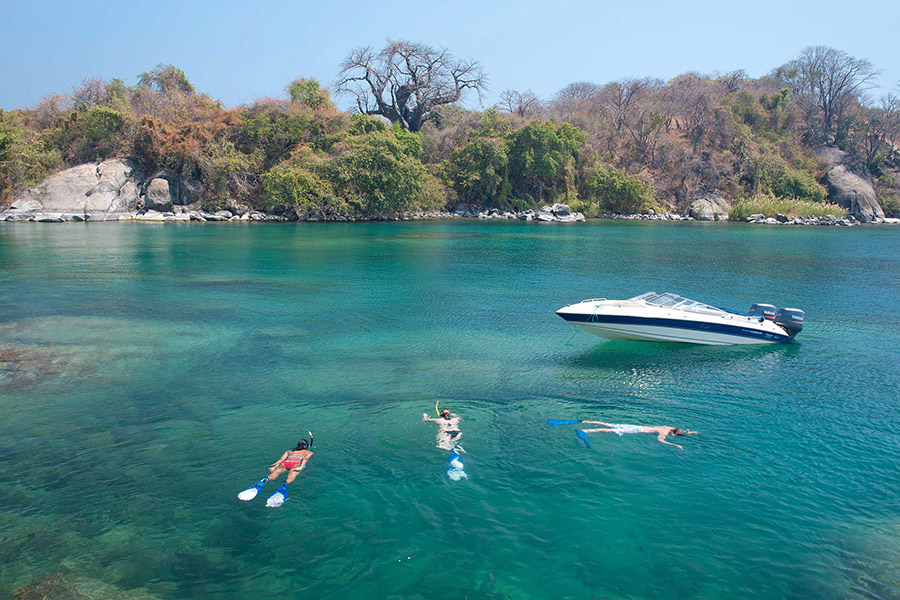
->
238 477 269 501
266 482 289 508
547 419 581 425
576 430 591 448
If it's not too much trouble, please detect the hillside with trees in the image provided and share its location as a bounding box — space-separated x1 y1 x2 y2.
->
1 42 898 220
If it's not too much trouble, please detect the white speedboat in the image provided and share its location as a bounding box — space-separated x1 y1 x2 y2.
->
556 292 804 345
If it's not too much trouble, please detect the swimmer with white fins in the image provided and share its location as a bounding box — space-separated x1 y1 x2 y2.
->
422 407 463 451
579 420 697 450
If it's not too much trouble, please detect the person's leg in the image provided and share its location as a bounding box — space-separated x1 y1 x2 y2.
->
267 466 286 481
581 421 614 427
285 468 303 484
580 428 616 433
437 432 452 450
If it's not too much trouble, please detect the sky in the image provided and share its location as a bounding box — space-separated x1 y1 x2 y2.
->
1 0 898 111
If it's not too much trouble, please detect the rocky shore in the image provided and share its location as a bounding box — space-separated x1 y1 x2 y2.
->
1 158 898 226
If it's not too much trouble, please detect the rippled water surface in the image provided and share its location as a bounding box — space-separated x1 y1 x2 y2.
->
1 221 899 599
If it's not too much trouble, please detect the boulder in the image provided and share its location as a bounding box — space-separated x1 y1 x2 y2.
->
824 165 884 222
551 203 571 216
5 159 140 218
689 193 731 221
144 178 173 212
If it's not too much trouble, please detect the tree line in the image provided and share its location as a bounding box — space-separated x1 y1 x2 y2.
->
1 42 898 217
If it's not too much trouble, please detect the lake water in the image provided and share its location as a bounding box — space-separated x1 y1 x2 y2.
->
1 220 899 599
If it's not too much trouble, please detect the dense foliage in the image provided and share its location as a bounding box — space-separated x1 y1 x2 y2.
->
2 45 898 217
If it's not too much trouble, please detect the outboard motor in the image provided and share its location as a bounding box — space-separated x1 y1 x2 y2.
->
749 303 777 320
774 308 804 337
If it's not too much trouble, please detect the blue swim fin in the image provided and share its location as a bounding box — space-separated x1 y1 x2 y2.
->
238 477 269 501
576 430 591 448
266 482 289 508
547 419 581 425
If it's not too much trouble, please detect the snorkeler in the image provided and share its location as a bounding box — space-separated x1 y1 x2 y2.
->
422 407 463 451
579 420 697 450
238 432 314 507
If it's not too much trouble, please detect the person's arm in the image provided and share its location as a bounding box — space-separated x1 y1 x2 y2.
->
294 452 313 472
657 435 683 450
422 413 437 422
270 451 288 468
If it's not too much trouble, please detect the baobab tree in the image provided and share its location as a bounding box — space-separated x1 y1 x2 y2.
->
335 39 486 132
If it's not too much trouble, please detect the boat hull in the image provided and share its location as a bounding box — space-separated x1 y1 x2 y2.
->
568 319 787 345
558 310 793 345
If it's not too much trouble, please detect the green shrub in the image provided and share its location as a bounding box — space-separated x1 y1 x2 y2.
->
286 78 335 111
880 194 900 218
198 141 261 204
745 153 826 203
47 106 132 163
729 193 845 219
261 151 342 214
326 127 429 214
445 137 509 205
237 103 313 169
506 121 585 202
580 166 655 214
0 115 63 201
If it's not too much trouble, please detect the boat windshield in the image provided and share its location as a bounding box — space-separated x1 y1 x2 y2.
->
629 292 727 315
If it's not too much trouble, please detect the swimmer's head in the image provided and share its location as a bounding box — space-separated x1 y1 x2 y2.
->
294 439 309 450
672 428 696 436
441 408 451 419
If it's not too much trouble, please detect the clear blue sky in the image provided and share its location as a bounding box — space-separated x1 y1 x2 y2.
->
1 0 898 111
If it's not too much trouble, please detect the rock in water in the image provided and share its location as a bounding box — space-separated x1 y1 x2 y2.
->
7 159 140 217
13 573 161 600
551 203 571 216
689 193 731 221
824 165 884 223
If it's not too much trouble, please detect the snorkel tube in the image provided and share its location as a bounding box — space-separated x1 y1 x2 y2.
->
308 431 313 448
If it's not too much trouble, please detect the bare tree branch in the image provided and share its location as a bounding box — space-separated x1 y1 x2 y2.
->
334 39 487 131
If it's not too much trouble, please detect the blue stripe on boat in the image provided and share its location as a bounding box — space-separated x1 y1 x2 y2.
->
557 313 791 343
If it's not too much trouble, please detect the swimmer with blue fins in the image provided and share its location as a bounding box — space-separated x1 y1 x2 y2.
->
579 420 696 450
422 407 463 451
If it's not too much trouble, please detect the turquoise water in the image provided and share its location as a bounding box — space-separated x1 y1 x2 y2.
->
1 221 899 599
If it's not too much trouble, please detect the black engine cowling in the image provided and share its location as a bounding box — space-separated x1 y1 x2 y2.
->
775 308 804 336
749 303 776 320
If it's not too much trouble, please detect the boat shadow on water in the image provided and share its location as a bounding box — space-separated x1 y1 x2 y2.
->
564 339 799 373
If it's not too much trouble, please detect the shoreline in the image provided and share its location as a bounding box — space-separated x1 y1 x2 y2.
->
2 207 898 226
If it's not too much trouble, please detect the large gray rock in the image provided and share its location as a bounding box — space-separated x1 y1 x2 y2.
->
144 178 173 212
689 193 731 221
824 165 884 222
8 159 140 216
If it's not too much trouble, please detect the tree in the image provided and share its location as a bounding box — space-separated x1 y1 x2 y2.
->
499 89 542 118
446 137 509 205
778 46 879 142
554 81 601 100
506 121 585 201
138 64 195 95
286 78 335 110
335 39 486 132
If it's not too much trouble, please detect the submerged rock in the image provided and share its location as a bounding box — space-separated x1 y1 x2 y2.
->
12 573 161 600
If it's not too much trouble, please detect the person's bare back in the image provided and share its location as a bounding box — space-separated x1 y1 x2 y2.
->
579 420 697 450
